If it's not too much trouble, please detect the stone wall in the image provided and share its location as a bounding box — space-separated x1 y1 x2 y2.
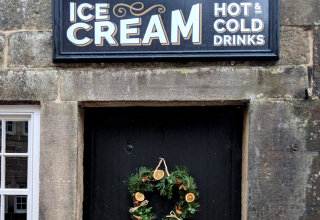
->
0 0 319 219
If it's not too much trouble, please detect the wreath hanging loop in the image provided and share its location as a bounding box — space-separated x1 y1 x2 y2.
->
127 158 200 220
155 158 171 177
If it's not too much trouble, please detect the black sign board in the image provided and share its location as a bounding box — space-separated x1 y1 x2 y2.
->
53 0 279 61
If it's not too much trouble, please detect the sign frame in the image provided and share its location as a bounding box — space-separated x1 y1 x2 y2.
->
52 0 279 62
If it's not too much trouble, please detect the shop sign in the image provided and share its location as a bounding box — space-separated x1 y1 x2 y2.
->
53 0 279 61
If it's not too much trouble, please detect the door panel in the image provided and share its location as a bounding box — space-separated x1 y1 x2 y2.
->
84 106 243 219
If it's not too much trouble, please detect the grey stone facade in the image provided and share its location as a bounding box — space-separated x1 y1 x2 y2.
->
0 0 319 219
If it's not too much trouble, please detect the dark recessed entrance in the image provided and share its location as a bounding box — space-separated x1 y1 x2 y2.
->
83 106 243 219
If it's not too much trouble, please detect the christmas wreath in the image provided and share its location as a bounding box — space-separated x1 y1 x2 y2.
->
127 158 200 220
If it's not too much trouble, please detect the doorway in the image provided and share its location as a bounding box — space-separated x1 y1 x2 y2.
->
83 106 243 219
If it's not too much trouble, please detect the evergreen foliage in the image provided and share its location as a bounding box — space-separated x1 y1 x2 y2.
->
127 166 200 220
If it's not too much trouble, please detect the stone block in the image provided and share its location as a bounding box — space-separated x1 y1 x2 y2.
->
314 27 320 67
60 66 307 101
297 100 320 218
0 70 57 101
281 0 320 26
247 100 320 219
314 27 320 97
0 34 5 69
0 0 51 30
39 101 78 220
8 31 53 68
277 26 311 66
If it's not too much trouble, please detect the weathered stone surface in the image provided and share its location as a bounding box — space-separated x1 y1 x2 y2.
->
60 66 307 101
315 27 320 69
0 0 51 30
247 100 320 219
301 101 320 219
235 26 311 66
40 101 78 220
277 26 311 66
0 70 57 101
0 34 5 69
314 27 320 97
281 0 320 25
8 31 53 68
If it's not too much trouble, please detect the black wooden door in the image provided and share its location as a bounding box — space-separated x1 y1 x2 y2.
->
83 106 243 220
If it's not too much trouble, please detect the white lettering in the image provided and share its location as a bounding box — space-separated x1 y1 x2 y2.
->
256 35 265 45
212 34 266 47
215 3 253 17
120 18 141 45
67 23 93 46
94 21 118 46
247 35 256 45
77 3 94 22
226 19 240 33
240 19 251 33
214 19 226 33
252 19 264 33
171 3 202 45
228 3 241 17
95 3 110 21
214 3 227 17
223 35 232 46
240 3 252 17
70 2 76 23
237 35 247 46
213 35 223 46
142 15 169 45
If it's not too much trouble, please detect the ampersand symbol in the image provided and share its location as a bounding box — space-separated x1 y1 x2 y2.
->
255 3 261 10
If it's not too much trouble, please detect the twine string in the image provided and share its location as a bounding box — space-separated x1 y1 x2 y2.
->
129 200 149 213
155 158 170 176
161 158 170 177
154 158 164 172
166 211 182 220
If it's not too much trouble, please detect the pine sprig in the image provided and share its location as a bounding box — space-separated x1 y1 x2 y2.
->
128 167 155 196
131 206 157 220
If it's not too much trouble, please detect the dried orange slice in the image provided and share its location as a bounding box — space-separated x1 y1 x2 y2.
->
185 193 195 203
134 192 145 202
153 170 165 180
